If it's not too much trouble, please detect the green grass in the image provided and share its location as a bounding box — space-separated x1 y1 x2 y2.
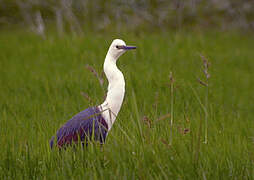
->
0 30 254 179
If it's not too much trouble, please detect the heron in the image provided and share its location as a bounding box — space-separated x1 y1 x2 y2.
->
50 39 136 148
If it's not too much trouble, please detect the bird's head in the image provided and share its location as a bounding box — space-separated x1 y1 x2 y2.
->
107 39 136 62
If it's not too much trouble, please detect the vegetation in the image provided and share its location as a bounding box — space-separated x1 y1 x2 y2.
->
1 0 254 35
0 29 253 179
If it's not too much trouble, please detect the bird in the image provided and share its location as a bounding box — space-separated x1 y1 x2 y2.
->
50 39 136 149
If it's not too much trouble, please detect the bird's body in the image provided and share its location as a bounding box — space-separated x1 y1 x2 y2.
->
50 39 136 149
50 107 108 148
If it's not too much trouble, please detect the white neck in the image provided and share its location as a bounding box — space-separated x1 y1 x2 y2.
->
99 53 125 131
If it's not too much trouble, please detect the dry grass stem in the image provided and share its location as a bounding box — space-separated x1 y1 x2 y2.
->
85 64 105 90
169 72 175 145
197 78 208 87
177 126 190 135
80 91 93 104
142 116 152 128
161 139 171 149
169 71 175 84
157 113 171 122
198 54 211 144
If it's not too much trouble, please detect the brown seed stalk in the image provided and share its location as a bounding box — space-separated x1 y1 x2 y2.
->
85 64 105 88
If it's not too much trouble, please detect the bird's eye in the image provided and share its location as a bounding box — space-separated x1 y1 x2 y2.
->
116 45 125 49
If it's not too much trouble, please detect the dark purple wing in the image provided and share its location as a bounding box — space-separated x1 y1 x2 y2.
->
50 107 108 149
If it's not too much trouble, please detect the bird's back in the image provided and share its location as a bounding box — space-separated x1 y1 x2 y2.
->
50 107 108 149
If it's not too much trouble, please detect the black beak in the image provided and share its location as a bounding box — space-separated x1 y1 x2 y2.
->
116 45 136 50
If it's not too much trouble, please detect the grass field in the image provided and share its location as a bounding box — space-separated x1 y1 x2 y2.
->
0 30 254 179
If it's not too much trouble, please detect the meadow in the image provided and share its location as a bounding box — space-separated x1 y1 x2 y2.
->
0 30 254 179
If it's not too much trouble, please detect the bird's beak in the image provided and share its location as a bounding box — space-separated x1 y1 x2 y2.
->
117 45 136 50
124 45 136 50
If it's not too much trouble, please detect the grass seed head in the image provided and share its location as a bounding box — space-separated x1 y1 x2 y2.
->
142 116 152 128
169 71 175 84
81 91 93 103
85 64 104 87
200 54 211 79
157 113 171 122
197 78 208 87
